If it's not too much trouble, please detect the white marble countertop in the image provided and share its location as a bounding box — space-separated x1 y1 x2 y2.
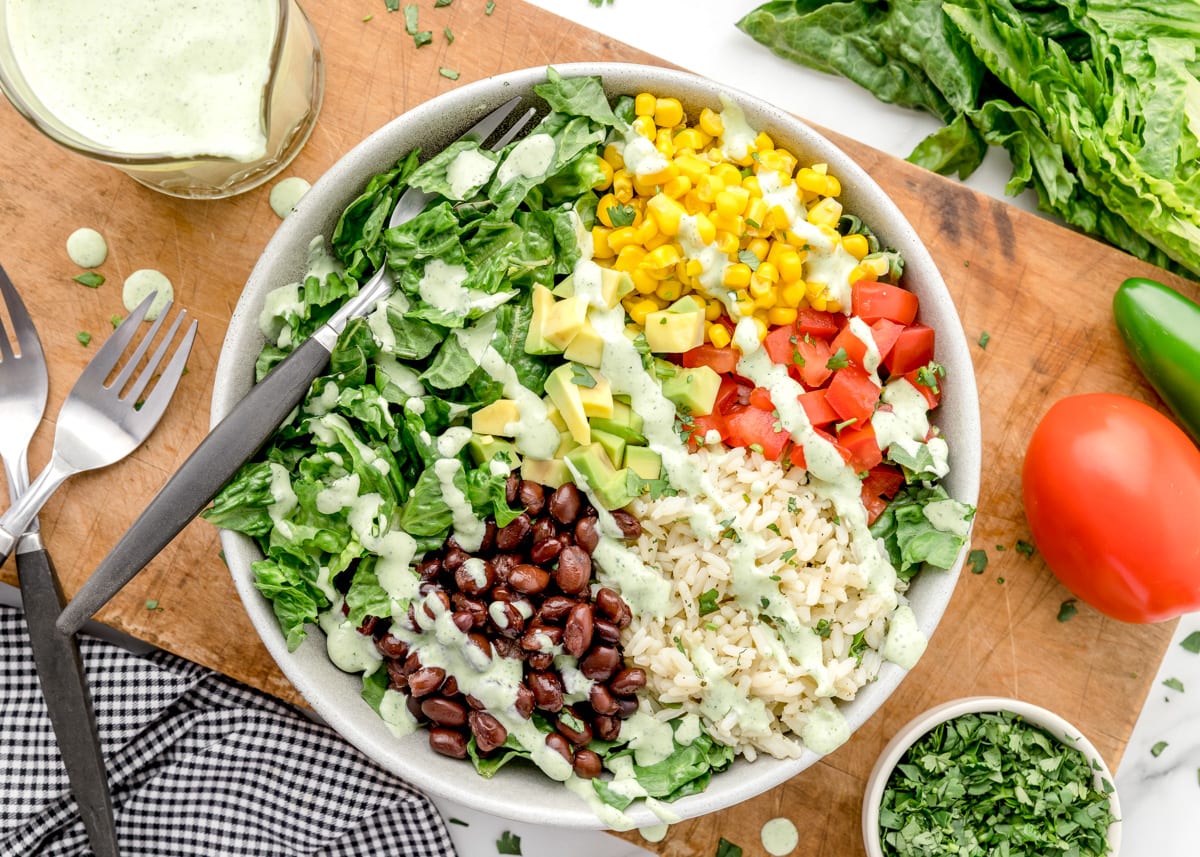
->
433 1 1200 854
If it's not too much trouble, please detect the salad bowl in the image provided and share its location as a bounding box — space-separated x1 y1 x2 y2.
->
212 63 982 828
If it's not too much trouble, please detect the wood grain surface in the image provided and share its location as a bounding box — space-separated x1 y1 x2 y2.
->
0 2 1192 855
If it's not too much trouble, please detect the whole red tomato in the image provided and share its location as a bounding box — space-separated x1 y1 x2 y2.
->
1022 393 1200 623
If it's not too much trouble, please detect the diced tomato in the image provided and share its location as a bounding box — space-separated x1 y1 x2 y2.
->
685 412 728 451
763 323 799 366
837 421 883 473
851 282 919 325
682 344 739 376
862 464 905 500
824 367 881 425
794 308 841 339
902 370 941 409
862 493 889 526
749 387 775 411
788 442 806 469
885 323 935 375
788 428 851 471
829 325 866 369
798 389 838 426
716 377 748 413
869 319 904 362
830 318 905 371
725 406 790 461
791 335 833 389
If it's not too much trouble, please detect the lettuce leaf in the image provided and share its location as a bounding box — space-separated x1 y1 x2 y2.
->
870 484 974 578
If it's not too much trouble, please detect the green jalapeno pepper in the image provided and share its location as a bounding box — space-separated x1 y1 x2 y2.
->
1113 276 1200 444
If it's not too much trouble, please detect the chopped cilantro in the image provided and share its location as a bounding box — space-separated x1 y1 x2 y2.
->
73 271 104 288
439 67 460 80
496 830 522 854
698 589 721 616
914 361 946 395
759 596 770 609
434 0 453 5
848 629 869 663
443 26 454 43
448 817 468 826
414 30 433 47
715 838 743 857
966 548 988 574
145 599 160 611
1151 741 1168 758
485 0 496 14
109 314 122 329
704 622 719 631
780 548 796 561
766 523 781 535
673 636 685 654
1015 539 1035 558
978 330 991 349
570 364 597 388
997 576 1005 584
607 202 637 227
787 497 798 514
745 217 761 229
815 618 832 638
825 347 850 370
738 249 761 271
1181 631 1200 654
76 331 92 347
1057 599 1078 622
403 3 418 31
995 544 1007 551
748 443 764 454
384 0 400 9
1164 677 1185 693
362 14 374 21
834 417 857 432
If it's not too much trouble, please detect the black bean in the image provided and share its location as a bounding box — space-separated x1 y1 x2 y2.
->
466 633 493 661
520 624 562 652
527 652 554 671
508 563 550 595
579 646 620 681
595 587 631 628
451 611 474 633
593 617 621 643
442 547 469 571
554 545 592 595
589 683 619 716
492 553 520 583
609 509 643 540
530 536 563 565
496 513 533 551
545 731 574 764
479 520 497 555
563 603 595 658
556 706 593 746
506 473 521 504
454 558 496 596
386 660 407 691
417 558 442 580
573 516 600 553
376 633 409 660
490 601 525 639
408 666 447 698
403 651 422 675
548 483 583 525
407 693 426 723
514 684 535 719
518 481 546 516
429 727 468 759
469 710 509 753
528 671 564 712
532 516 558 544
573 748 603 779
614 695 639 718
421 697 468 728
593 714 622 742
537 596 575 625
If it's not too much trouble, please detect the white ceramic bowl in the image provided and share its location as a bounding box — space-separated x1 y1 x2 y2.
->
862 696 1122 856
213 63 982 828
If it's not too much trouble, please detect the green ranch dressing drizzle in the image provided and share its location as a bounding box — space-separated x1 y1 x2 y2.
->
446 148 497 199
122 269 174 321
433 426 486 552
269 177 311 219
495 134 556 186
761 817 800 856
871 378 950 478
66 228 107 268
678 214 737 316
417 258 517 317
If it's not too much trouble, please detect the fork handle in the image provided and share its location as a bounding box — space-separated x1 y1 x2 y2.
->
0 454 72 566
57 336 334 636
18 541 121 857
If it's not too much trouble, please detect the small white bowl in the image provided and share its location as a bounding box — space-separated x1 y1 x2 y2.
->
863 696 1121 856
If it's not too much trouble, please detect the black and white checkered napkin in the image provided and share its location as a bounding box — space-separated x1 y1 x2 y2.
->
0 604 456 857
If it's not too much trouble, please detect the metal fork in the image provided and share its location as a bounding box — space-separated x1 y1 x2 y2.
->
60 95 538 635
0 266 117 856
0 293 197 561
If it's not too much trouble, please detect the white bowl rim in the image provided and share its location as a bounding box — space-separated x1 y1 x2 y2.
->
213 61 983 829
861 695 1122 857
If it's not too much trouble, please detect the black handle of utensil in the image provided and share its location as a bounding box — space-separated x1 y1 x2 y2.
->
57 335 334 637
18 544 121 857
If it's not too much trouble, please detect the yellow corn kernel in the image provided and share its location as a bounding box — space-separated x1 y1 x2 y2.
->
748 273 772 298
752 317 769 341
592 156 614 192
696 174 723 204
646 194 686 236
795 168 828 195
672 128 708 152
715 186 750 218
674 153 711 184
842 233 869 260
768 306 798 326
591 226 614 259
745 197 769 230
865 255 891 277
704 298 723 321
655 280 682 302
655 129 675 158
742 175 762 197
635 93 657 117
735 297 756 318
632 218 657 246
708 324 732 348
638 161 680 188
690 213 717 246
626 297 659 326
712 163 743 188
757 149 796 176
754 292 777 311
755 261 779 283
812 162 828 175
631 269 659 295
825 300 842 313
807 197 843 227
612 170 633 203
780 281 805 308
607 225 639 253
752 131 774 153
806 281 828 302
596 193 622 228
778 250 803 284
724 263 752 289
654 97 684 129
809 294 828 312
847 263 871 285
632 115 656 141
661 175 691 200
642 244 681 276
710 229 739 252
685 259 704 279
644 231 671 251
745 237 770 261
762 205 791 233
824 175 842 198
613 245 647 272
699 107 724 137
603 144 625 171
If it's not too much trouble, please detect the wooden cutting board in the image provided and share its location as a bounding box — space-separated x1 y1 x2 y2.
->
0 2 1190 854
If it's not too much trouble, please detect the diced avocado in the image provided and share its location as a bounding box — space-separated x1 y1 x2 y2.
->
644 300 705 353
545 364 590 444
555 430 580 458
601 267 636 305
661 364 722 416
551 273 576 299
591 428 627 469
667 295 705 314
471 398 520 437
526 284 560 355
575 370 614 419
588 417 646 445
545 296 589 351
467 434 521 468
563 320 605 368
545 402 568 432
566 444 635 510
522 458 573 489
609 399 644 433
624 445 662 480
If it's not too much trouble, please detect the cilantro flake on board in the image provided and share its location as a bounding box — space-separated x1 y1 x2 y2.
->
1164 677 1184 693
966 548 988 574
73 271 104 288
978 330 991 349
1057 599 1078 622
76 331 92 347
1181 632 1200 654
715 838 743 857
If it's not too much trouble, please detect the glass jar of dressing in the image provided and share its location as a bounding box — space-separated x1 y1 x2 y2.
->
0 0 323 199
